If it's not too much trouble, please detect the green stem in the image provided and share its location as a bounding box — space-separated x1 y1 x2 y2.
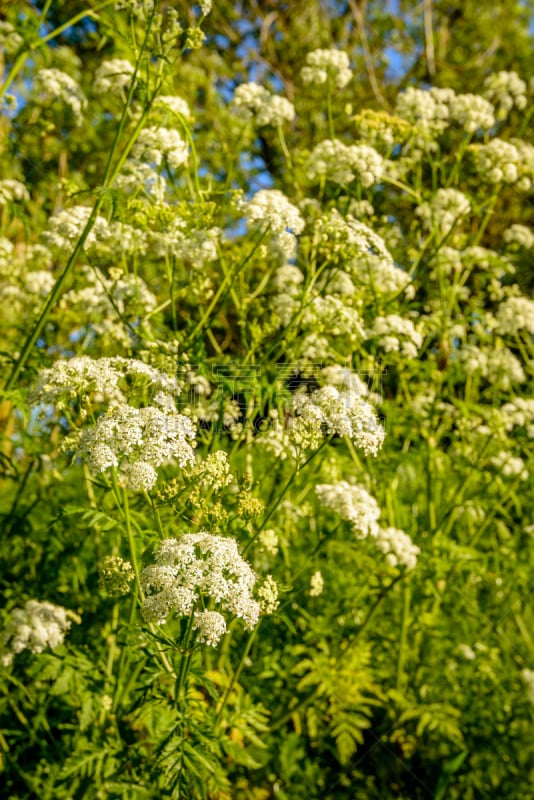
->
243 438 330 554
120 486 142 602
175 612 196 703
396 583 411 690
215 624 259 725
185 229 268 345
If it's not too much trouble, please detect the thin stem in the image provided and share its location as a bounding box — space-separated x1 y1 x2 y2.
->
215 624 259 725
243 438 330 554
185 230 267 346
175 612 196 703
396 583 411 690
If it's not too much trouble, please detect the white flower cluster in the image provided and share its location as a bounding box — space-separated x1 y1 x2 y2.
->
231 83 295 127
115 160 167 202
368 315 422 359
375 527 420 569
316 484 419 567
33 356 180 409
301 49 352 89
245 189 304 258
0 179 29 205
193 610 227 646
522 669 534 706
256 575 279 614
456 345 525 390
0 21 23 56
316 209 391 261
0 237 14 270
131 127 189 170
495 296 534 336
77 403 196 490
61 266 156 346
489 451 528 480
309 570 324 597
302 296 365 343
503 224 534 250
307 140 385 187
448 93 495 133
316 211 411 295
291 384 385 456
198 0 212 14
395 86 496 140
416 188 471 235
471 138 532 189
155 95 192 119
140 532 260 639
34 68 87 124
94 59 134 94
151 218 220 263
258 528 279 556
0 601 74 666
395 87 452 138
42 205 111 253
482 71 528 116
500 398 534 437
316 481 380 538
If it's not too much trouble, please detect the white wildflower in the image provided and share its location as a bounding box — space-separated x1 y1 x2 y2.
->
307 140 384 187
375 527 420 569
416 188 471 235
34 68 87 124
368 315 423 359
125 461 159 491
140 532 260 632
0 21 23 56
193 610 226 646
0 601 75 666
77 404 196 482
316 481 381 538
449 93 495 133
500 398 534 436
94 59 134 94
482 71 528 116
41 206 111 253
132 127 189 170
495 296 534 336
115 160 167 201
0 179 29 204
503 224 534 250
471 139 526 187
489 451 528 479
155 95 191 119
33 356 180 409
292 384 385 456
309 570 324 597
232 83 295 126
301 49 352 89
258 529 279 556
395 86 450 138
245 190 304 236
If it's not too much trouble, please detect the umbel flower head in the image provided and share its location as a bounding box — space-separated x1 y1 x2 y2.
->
140 532 263 644
0 600 77 666
76 403 197 491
